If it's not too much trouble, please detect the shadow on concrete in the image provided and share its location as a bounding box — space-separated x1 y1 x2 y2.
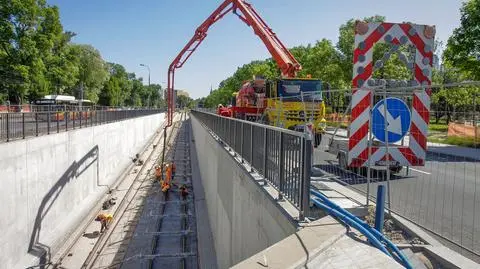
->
82 231 100 239
27 145 99 269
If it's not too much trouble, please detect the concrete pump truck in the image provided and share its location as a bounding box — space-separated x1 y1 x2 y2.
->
166 0 326 147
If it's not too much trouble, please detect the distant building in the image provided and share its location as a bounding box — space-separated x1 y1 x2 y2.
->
163 89 190 108
176 90 189 98
163 89 189 99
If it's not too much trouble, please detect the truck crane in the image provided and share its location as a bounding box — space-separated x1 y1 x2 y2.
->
166 0 327 146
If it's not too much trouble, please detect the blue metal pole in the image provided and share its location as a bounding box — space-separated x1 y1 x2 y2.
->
375 185 386 234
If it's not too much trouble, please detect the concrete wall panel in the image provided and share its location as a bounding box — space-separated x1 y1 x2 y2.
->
0 113 164 269
190 116 297 269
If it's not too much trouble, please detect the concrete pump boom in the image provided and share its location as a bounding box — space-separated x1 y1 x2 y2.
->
166 0 302 126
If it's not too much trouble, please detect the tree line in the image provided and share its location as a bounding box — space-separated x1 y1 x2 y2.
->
200 0 480 121
0 0 165 108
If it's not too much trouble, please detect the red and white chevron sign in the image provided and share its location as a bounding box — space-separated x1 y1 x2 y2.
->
348 21 435 167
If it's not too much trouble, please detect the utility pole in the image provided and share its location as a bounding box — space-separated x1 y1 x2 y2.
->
140 63 151 86
80 81 84 111
140 63 151 107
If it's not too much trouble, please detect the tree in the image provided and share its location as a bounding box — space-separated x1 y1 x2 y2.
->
0 0 74 103
99 62 130 106
72 44 109 103
147 84 165 108
443 0 480 80
0 1 163 108
176 94 193 108
337 15 386 83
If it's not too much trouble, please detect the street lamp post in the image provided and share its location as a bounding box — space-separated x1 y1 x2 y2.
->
140 64 151 107
140 64 151 86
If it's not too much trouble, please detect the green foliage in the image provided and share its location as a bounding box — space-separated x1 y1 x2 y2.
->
0 1 163 107
429 123 448 132
336 15 386 82
0 0 67 103
443 0 480 80
429 135 479 149
73 44 109 103
176 94 193 109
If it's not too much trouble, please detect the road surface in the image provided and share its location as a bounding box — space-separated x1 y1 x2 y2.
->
313 133 480 257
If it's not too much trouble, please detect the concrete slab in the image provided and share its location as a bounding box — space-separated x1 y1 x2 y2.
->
401 249 428 269
191 115 298 268
1 113 165 269
231 216 403 269
326 197 361 209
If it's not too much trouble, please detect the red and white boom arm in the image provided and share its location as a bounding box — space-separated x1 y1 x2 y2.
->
166 0 301 126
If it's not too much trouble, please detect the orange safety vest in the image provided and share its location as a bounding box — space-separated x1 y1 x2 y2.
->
165 165 172 183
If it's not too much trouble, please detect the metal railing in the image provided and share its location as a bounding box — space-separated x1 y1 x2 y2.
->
191 110 312 220
316 83 480 262
0 108 165 143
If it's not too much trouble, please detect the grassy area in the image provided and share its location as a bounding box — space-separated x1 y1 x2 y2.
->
428 136 480 148
429 123 449 132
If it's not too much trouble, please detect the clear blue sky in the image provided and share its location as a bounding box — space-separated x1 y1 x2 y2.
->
48 0 464 99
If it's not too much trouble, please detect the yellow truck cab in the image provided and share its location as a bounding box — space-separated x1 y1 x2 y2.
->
264 78 327 147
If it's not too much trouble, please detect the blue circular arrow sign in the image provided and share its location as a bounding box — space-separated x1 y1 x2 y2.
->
371 97 411 143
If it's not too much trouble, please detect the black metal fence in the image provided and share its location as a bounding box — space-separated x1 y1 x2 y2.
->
191 110 312 220
0 108 165 143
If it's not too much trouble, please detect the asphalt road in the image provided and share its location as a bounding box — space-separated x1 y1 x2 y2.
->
313 133 480 256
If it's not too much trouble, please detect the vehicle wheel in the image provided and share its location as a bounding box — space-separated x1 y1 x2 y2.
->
314 133 322 148
389 166 402 174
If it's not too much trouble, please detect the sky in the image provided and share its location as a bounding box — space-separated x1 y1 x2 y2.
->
48 0 465 99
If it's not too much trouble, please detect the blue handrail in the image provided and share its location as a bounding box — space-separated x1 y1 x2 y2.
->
310 190 413 269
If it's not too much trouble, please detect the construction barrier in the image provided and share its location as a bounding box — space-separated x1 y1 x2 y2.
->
448 122 480 138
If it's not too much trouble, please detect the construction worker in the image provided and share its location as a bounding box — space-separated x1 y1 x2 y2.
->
165 164 172 184
180 184 189 199
171 162 176 178
154 165 162 181
95 213 113 233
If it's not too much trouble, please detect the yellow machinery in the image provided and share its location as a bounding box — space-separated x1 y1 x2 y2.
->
264 78 327 147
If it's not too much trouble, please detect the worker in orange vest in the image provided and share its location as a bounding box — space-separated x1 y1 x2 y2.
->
159 163 172 193
154 165 162 181
165 164 172 183
95 213 113 233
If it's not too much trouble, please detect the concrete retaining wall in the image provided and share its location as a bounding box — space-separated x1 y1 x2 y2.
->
0 113 165 269
190 115 297 269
